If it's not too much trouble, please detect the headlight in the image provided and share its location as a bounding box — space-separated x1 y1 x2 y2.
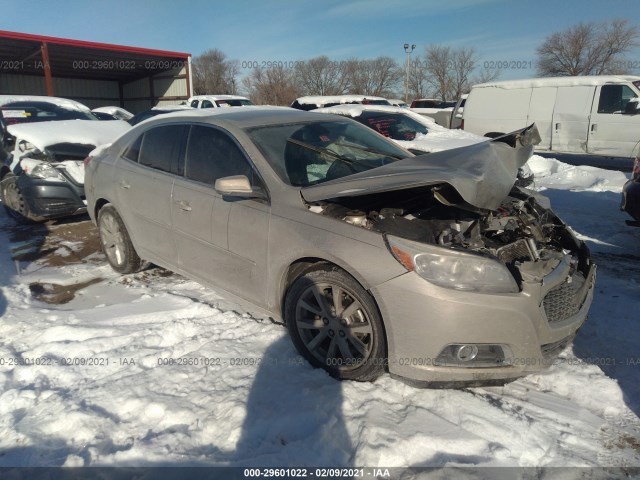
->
26 163 63 180
386 235 519 294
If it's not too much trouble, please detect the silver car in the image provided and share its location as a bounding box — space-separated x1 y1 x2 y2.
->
85 108 596 386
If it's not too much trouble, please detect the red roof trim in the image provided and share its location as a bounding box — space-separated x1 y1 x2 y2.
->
0 30 191 58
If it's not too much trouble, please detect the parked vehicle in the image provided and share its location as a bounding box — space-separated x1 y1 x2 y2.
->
449 94 467 129
85 108 594 386
314 104 534 186
188 95 254 108
463 76 640 162
387 99 409 108
92 111 119 120
410 98 456 127
127 105 194 126
290 95 391 111
0 96 130 223
621 156 640 226
92 106 134 121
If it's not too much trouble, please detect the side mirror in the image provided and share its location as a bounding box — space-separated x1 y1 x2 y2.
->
214 175 262 198
624 99 639 115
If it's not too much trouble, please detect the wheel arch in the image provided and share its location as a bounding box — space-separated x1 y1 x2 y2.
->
0 165 11 180
92 198 111 222
278 256 389 358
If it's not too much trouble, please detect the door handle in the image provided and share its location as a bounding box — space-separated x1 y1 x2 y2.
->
120 180 130 189
174 199 192 211
555 123 560 130
590 124 597 133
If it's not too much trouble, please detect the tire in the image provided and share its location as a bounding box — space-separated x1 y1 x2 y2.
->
0 174 35 224
284 267 386 381
97 204 144 274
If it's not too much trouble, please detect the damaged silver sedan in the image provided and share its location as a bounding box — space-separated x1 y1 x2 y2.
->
85 108 595 386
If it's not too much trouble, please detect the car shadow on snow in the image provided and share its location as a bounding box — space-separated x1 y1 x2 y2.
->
232 335 355 468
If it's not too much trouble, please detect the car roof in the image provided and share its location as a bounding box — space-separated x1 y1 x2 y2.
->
0 95 90 111
315 104 436 125
474 75 640 89
189 95 250 101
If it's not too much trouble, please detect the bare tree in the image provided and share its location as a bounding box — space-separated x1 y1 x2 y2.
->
423 45 454 100
192 49 239 95
469 65 501 87
294 56 350 95
242 66 301 105
536 19 640 76
419 45 499 100
344 57 402 96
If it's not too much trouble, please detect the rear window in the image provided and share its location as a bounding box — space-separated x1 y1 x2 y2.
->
357 112 428 141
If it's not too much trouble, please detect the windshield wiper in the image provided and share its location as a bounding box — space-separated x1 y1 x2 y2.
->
286 138 359 172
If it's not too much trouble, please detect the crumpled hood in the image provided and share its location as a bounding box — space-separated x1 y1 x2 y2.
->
7 120 130 152
301 125 540 211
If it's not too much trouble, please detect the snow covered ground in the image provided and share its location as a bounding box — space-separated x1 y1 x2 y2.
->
0 155 639 471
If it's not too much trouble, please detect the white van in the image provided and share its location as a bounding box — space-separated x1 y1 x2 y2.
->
463 76 640 160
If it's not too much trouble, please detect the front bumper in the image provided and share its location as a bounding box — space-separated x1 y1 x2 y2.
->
371 256 596 384
17 174 86 219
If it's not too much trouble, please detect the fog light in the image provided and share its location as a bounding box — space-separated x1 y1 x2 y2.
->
456 345 478 362
434 344 512 368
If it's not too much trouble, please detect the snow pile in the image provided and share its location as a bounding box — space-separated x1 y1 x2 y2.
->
528 155 629 193
396 126 484 153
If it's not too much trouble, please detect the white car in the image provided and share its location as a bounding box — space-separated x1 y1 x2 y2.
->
188 95 254 108
91 106 134 121
0 96 130 222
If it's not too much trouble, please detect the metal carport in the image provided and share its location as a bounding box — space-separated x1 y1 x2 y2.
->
0 30 192 112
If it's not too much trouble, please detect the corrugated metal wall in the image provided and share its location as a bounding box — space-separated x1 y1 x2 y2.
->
0 74 46 95
1 65 189 113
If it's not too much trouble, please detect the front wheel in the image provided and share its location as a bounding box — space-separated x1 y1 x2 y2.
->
284 268 386 381
1 174 35 224
97 204 144 274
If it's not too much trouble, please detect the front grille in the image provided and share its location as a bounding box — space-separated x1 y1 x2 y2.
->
543 272 588 324
541 335 574 359
32 198 79 214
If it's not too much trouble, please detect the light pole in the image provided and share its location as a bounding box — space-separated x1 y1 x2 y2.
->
404 43 416 103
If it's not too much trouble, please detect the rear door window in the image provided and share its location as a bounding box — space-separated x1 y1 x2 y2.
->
139 125 188 175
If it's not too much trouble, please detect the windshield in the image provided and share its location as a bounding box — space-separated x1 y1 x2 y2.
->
0 102 98 125
362 99 391 105
216 99 254 107
356 111 428 141
247 120 410 186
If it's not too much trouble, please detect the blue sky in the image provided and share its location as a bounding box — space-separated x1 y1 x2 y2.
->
1 0 639 81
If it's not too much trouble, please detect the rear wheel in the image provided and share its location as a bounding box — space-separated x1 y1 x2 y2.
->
1 174 35 224
97 204 143 274
285 267 386 381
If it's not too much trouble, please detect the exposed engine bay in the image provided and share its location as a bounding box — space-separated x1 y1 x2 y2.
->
308 184 592 288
